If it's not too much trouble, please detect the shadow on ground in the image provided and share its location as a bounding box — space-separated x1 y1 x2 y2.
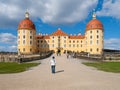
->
55 70 64 73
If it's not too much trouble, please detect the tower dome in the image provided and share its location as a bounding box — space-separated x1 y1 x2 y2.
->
86 11 103 31
18 11 35 30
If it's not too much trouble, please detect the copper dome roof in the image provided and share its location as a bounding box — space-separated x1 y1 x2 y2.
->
86 19 103 31
18 18 35 30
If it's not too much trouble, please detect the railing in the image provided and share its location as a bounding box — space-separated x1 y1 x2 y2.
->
0 50 54 63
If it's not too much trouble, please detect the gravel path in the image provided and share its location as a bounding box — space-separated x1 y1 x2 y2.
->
0 54 120 90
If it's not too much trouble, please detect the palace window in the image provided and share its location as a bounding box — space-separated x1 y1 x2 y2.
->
96 24 98 27
64 40 66 43
97 48 99 52
69 44 71 47
23 40 25 44
44 45 46 48
23 30 25 34
48 40 49 43
23 24 26 27
77 44 79 47
90 36 92 39
30 41 32 45
97 35 99 39
69 40 71 43
90 48 92 52
52 40 54 43
64 44 66 47
23 35 25 39
97 30 99 33
23 48 25 52
52 44 54 47
90 31 92 33
97 40 99 45
37 45 39 47
73 40 75 43
30 31 32 34
41 45 43 47
64 36 66 39
37 40 39 43
90 40 92 45
30 48 32 52
81 45 82 47
81 40 83 43
77 41 79 43
53 36 54 39
30 36 32 39
90 25 92 28
41 40 43 43
48 45 49 48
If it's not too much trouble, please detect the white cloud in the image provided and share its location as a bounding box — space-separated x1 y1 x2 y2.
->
0 45 17 52
104 38 120 50
0 0 98 27
8 45 17 52
97 0 120 19
0 33 17 44
0 33 17 52
0 46 6 51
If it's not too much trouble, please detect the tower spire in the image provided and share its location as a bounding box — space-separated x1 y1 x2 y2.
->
92 9 96 19
25 9 29 19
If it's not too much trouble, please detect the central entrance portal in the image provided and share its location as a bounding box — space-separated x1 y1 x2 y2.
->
57 49 61 56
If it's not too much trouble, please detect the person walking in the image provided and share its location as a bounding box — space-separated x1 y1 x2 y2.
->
50 56 56 74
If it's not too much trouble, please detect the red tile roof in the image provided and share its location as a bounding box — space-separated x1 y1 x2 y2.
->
86 19 103 31
69 35 85 39
36 35 50 39
36 29 85 39
18 18 35 30
50 29 68 36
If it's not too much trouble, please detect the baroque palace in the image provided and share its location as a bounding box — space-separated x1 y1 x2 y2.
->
17 11 104 55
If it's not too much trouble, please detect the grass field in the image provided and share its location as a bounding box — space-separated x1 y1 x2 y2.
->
83 62 120 73
0 62 40 74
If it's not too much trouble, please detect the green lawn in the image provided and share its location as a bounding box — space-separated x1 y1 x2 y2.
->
83 62 120 73
0 62 40 74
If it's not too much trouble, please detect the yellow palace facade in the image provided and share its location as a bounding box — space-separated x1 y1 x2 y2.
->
17 11 104 55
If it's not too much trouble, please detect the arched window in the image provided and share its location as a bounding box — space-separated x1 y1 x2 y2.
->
30 41 32 45
30 48 32 52
90 48 92 52
23 35 25 39
90 36 92 39
90 31 92 33
97 48 99 52
97 40 99 45
23 48 25 52
97 35 99 39
23 40 25 44
97 30 99 33
90 40 92 45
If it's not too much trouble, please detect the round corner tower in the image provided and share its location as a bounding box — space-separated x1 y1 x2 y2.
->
17 11 36 54
85 11 104 55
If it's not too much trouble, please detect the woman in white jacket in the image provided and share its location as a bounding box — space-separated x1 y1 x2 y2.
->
50 56 56 74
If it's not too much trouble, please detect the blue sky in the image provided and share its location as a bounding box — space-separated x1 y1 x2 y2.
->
0 0 120 52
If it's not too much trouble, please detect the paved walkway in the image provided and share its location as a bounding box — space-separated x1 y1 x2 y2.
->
0 54 120 90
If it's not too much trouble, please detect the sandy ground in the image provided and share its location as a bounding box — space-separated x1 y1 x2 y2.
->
0 54 120 90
